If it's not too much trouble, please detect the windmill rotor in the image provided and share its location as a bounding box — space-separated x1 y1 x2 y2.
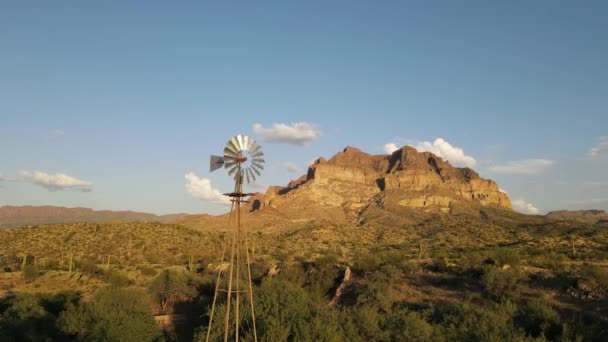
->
210 134 265 183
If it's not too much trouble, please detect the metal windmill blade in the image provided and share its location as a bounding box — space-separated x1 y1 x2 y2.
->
216 134 265 184
210 155 225 172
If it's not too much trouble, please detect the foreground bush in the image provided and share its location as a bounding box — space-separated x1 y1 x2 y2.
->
58 287 161 341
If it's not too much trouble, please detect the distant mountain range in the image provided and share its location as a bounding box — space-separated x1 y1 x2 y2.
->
0 206 188 229
546 210 608 225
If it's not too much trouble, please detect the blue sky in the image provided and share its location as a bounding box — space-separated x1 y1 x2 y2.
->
1 1 607 215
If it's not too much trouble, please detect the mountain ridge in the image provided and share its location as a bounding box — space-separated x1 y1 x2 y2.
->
0 205 188 229
247 145 511 219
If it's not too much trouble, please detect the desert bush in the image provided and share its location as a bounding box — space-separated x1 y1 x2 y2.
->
305 263 341 299
401 259 422 274
137 265 157 276
106 271 132 287
488 247 521 267
517 297 561 339
353 251 381 274
459 250 487 269
146 255 162 264
344 276 395 312
575 264 608 299
254 277 342 341
0 292 74 341
482 266 527 301
58 286 161 341
315 254 338 267
22 264 41 283
350 304 385 340
147 269 198 314
278 263 307 286
78 259 102 276
430 301 527 341
531 252 570 272
386 306 435 341
432 247 450 259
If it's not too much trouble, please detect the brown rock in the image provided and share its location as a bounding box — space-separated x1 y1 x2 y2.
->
254 145 512 221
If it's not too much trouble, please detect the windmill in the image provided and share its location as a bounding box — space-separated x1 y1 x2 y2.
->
206 134 264 342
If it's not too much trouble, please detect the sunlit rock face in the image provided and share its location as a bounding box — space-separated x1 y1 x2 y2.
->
249 145 511 219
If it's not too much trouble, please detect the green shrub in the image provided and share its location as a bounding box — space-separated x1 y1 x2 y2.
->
401 260 422 274
137 265 157 276
106 271 132 287
430 301 526 341
254 277 343 341
22 264 40 283
315 254 338 267
78 259 102 276
482 266 526 301
58 287 161 341
488 248 521 267
576 264 608 298
353 252 381 274
386 307 435 341
147 270 197 314
517 298 561 339
1 292 70 340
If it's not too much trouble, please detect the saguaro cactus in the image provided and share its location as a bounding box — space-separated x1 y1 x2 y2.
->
188 255 194 271
21 254 27 270
68 253 74 274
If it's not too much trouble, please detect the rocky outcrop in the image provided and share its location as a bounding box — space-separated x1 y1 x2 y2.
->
256 146 511 216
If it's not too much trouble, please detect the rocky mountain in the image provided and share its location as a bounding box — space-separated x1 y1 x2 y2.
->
252 146 509 216
0 206 188 229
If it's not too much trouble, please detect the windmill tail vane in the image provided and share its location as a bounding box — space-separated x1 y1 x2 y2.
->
205 134 263 342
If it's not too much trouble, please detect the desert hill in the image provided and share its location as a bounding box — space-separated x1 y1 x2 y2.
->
0 206 188 229
546 209 608 225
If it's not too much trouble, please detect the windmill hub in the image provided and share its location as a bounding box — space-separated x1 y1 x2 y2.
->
210 134 265 185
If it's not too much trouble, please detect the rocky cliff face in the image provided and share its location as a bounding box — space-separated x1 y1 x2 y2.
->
249 146 511 220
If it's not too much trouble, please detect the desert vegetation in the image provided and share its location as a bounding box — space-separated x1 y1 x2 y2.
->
0 215 607 341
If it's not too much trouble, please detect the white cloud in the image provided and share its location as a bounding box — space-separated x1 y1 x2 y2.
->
489 159 554 174
20 170 92 191
384 143 399 154
253 122 320 146
49 130 65 137
284 162 300 173
499 188 509 195
589 136 608 157
185 172 230 205
410 138 477 168
512 198 540 215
